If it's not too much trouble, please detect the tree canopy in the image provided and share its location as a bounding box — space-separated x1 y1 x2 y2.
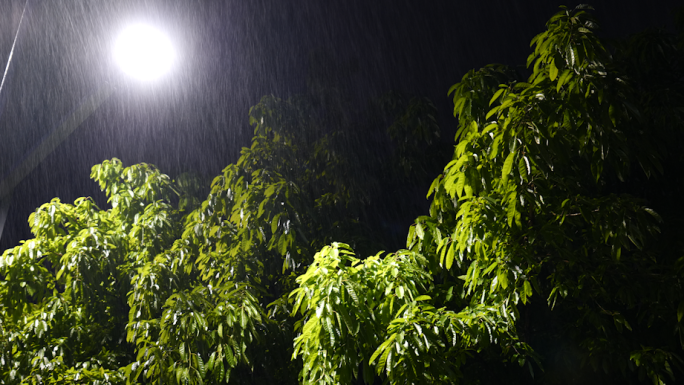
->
0 81 441 383
292 5 684 384
2 4 684 385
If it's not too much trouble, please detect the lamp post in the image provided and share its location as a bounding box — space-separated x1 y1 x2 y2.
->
0 23 176 242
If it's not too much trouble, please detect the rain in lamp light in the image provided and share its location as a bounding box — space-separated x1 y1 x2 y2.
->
0 21 176 241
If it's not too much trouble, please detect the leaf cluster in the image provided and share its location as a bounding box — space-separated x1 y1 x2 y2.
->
292 5 684 384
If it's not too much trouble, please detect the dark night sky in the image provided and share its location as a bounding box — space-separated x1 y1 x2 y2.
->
0 0 681 251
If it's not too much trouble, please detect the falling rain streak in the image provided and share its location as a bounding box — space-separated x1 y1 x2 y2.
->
0 0 679 249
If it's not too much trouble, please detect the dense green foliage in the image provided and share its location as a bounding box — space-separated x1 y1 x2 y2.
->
2 5 684 385
0 87 439 383
292 5 684 385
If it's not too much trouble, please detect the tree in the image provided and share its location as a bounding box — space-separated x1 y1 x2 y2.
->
291 5 684 384
5 5 682 385
0 86 442 382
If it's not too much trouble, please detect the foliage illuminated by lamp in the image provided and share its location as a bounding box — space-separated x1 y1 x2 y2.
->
1 5 683 385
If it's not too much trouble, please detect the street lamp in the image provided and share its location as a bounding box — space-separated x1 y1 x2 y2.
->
114 24 176 82
0 22 176 241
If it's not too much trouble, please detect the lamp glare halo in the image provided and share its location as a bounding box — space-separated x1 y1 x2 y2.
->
114 24 174 81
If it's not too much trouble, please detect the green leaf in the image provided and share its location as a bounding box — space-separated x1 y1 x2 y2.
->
446 286 454 301
484 261 498 276
426 176 441 198
489 88 506 106
502 152 516 183
455 173 466 198
415 222 425 240
518 156 529 182
396 285 405 299
455 154 469 171
207 353 216 371
464 183 473 198
370 333 397 366
485 106 500 120
557 69 572 92
241 308 247 329
498 269 508 290
445 242 455 270
507 196 518 228
490 133 503 160
198 354 206 378
549 59 559 81
271 213 281 234
524 280 533 297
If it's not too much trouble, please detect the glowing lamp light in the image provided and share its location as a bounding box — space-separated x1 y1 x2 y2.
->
114 24 175 81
